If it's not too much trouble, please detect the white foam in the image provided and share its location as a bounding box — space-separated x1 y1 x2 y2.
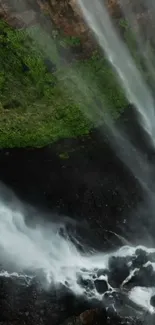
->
144 261 155 270
0 198 155 310
0 270 33 285
129 287 155 313
121 268 139 288
0 200 110 296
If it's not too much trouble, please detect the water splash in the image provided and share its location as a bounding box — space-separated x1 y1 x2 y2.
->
0 196 155 315
0 270 33 286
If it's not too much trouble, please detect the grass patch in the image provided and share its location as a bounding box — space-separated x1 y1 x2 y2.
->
0 20 128 148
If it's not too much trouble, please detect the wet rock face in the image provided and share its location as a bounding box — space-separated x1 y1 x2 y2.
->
0 0 94 54
1 246 155 325
0 0 39 27
108 256 130 287
48 0 88 36
150 295 155 307
107 249 155 290
0 274 91 325
132 249 149 268
0 0 88 35
74 248 155 320
125 264 155 288
61 307 144 325
1 244 155 325
0 0 153 46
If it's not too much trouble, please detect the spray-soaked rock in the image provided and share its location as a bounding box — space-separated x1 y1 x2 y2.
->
77 275 94 292
111 291 124 309
150 295 155 307
148 252 155 263
108 256 130 287
124 264 155 288
61 307 143 325
106 305 117 317
94 279 108 294
132 249 149 268
103 292 115 307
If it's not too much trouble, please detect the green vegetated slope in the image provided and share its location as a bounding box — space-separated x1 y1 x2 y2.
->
0 19 127 148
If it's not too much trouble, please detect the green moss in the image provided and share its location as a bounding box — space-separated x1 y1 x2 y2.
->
60 36 81 47
59 52 127 122
0 20 127 148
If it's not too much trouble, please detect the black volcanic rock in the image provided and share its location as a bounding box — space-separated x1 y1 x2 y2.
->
103 292 115 306
77 276 94 291
124 264 155 288
108 256 130 287
148 252 155 263
94 279 108 294
132 249 149 268
60 306 144 325
0 125 143 252
150 295 155 307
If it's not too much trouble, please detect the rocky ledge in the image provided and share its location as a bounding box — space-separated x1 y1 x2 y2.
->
1 247 155 325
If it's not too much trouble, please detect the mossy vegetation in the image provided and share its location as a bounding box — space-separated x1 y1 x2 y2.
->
0 20 128 148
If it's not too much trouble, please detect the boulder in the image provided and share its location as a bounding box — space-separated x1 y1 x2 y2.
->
80 309 99 325
132 249 149 268
94 279 108 294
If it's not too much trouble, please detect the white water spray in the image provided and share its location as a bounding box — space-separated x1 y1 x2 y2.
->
77 0 155 145
0 198 107 293
0 194 155 314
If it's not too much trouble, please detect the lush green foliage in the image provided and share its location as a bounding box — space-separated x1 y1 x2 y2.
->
0 20 127 148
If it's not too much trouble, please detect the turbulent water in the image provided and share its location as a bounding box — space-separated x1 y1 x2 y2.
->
1 193 155 316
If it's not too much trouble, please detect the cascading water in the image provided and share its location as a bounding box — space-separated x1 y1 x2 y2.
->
70 0 155 207
2 0 155 321
77 0 155 144
74 0 155 243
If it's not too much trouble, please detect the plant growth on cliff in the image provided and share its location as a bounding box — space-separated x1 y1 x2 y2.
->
0 20 127 148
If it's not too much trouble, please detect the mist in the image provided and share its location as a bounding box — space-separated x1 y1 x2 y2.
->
1 0 155 318
1 185 155 315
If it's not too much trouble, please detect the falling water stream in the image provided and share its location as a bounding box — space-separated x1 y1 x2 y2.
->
1 0 155 320
77 0 155 142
